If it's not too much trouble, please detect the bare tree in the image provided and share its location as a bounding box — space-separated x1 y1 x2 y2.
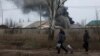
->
9 0 74 40
5 19 16 28
46 0 70 40
5 19 21 34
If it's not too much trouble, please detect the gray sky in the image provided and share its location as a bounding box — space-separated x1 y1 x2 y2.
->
64 0 100 24
0 0 45 26
0 0 100 26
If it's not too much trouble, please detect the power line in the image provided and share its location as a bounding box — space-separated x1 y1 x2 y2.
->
67 6 100 8
0 6 100 11
0 8 20 11
0 6 100 13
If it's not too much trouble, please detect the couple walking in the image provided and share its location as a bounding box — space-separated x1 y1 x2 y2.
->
56 29 90 54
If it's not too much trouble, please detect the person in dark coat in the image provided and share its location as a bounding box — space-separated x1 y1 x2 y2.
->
83 30 90 52
56 28 68 54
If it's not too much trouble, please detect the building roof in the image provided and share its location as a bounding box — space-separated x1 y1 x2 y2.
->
87 20 100 26
70 23 82 28
24 21 62 29
24 21 49 28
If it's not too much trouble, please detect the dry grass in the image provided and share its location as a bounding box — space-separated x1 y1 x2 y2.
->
0 29 100 50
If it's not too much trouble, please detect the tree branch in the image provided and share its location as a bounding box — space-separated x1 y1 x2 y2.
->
61 0 67 5
56 0 67 11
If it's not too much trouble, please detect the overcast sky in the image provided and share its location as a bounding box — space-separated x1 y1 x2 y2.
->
0 0 44 25
0 0 100 25
65 0 100 24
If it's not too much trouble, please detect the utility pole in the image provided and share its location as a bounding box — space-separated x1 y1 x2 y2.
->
39 5 42 33
95 8 99 28
0 0 3 25
95 8 100 41
95 9 98 21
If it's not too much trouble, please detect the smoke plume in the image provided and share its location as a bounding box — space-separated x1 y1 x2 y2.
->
8 0 74 28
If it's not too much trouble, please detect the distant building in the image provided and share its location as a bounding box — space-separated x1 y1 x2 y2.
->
24 20 83 29
24 21 62 29
0 25 8 28
24 21 49 29
0 25 8 34
70 23 83 28
86 20 100 28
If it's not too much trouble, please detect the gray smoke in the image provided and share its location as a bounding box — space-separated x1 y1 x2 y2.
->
8 0 49 16
8 0 74 28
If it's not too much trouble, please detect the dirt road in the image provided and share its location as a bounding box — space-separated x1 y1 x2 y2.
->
0 49 100 56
